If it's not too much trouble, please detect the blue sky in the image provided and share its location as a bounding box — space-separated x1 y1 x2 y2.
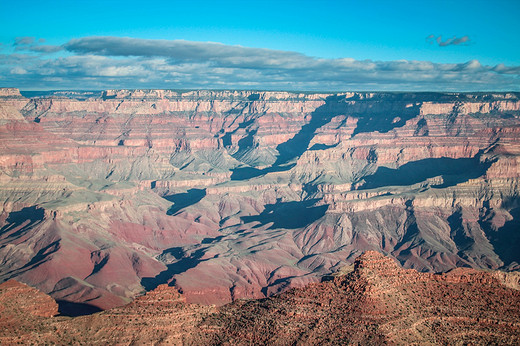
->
1 0 519 91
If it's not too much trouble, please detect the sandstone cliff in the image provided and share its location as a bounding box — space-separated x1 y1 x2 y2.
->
0 88 519 309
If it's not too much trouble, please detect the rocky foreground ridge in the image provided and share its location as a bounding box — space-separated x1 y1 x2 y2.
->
0 88 520 311
0 251 519 345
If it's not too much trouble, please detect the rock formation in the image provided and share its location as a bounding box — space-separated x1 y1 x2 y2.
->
0 252 519 344
193 251 520 345
0 88 519 310
0 279 59 342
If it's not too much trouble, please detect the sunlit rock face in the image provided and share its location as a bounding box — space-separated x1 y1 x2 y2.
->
1 88 520 309
1 252 519 344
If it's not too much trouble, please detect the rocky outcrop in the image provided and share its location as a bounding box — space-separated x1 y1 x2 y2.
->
0 280 214 345
0 279 58 342
193 251 520 345
1 252 519 344
0 279 58 318
0 88 520 310
0 88 27 122
0 88 22 97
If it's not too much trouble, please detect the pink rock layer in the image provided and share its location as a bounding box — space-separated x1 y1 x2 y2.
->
0 88 519 310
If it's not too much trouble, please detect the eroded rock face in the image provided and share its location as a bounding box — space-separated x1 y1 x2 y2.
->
0 279 58 318
193 251 520 345
1 252 519 345
0 279 58 341
0 88 520 310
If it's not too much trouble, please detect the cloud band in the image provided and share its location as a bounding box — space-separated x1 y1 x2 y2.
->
1 36 518 91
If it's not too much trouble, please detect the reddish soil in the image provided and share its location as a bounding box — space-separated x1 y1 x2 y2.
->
0 251 519 345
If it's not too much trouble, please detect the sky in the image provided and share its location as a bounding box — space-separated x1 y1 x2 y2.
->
0 0 519 91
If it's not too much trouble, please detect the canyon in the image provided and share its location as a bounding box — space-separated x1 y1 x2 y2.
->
1 251 519 344
0 87 520 313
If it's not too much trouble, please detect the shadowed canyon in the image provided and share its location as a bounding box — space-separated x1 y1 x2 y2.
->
1 87 520 317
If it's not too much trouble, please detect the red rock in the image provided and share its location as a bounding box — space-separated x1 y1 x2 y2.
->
2 252 519 344
0 279 59 342
0 89 519 311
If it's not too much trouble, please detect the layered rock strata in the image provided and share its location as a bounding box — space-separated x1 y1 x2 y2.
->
0 88 519 309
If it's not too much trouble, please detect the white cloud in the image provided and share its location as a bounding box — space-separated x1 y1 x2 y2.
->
10 67 27 75
0 36 518 91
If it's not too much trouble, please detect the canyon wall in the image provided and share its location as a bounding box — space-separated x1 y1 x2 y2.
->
0 88 519 309
1 252 519 344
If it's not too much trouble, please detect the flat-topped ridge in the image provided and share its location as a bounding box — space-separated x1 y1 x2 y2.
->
0 88 22 97
2 87 518 102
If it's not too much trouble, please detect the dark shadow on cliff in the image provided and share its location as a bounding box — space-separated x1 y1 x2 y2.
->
273 95 346 166
19 241 60 271
230 163 296 180
309 143 338 150
351 103 421 137
141 247 209 291
165 189 206 215
0 207 60 281
482 206 520 267
0 206 45 239
231 95 347 181
392 200 422 262
229 94 426 181
57 300 103 317
222 118 255 147
447 207 476 258
241 199 328 230
0 240 61 281
358 155 493 190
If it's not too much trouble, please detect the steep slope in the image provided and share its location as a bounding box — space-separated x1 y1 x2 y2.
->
0 280 214 345
0 279 59 342
1 88 520 309
192 251 520 345
0 252 519 345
